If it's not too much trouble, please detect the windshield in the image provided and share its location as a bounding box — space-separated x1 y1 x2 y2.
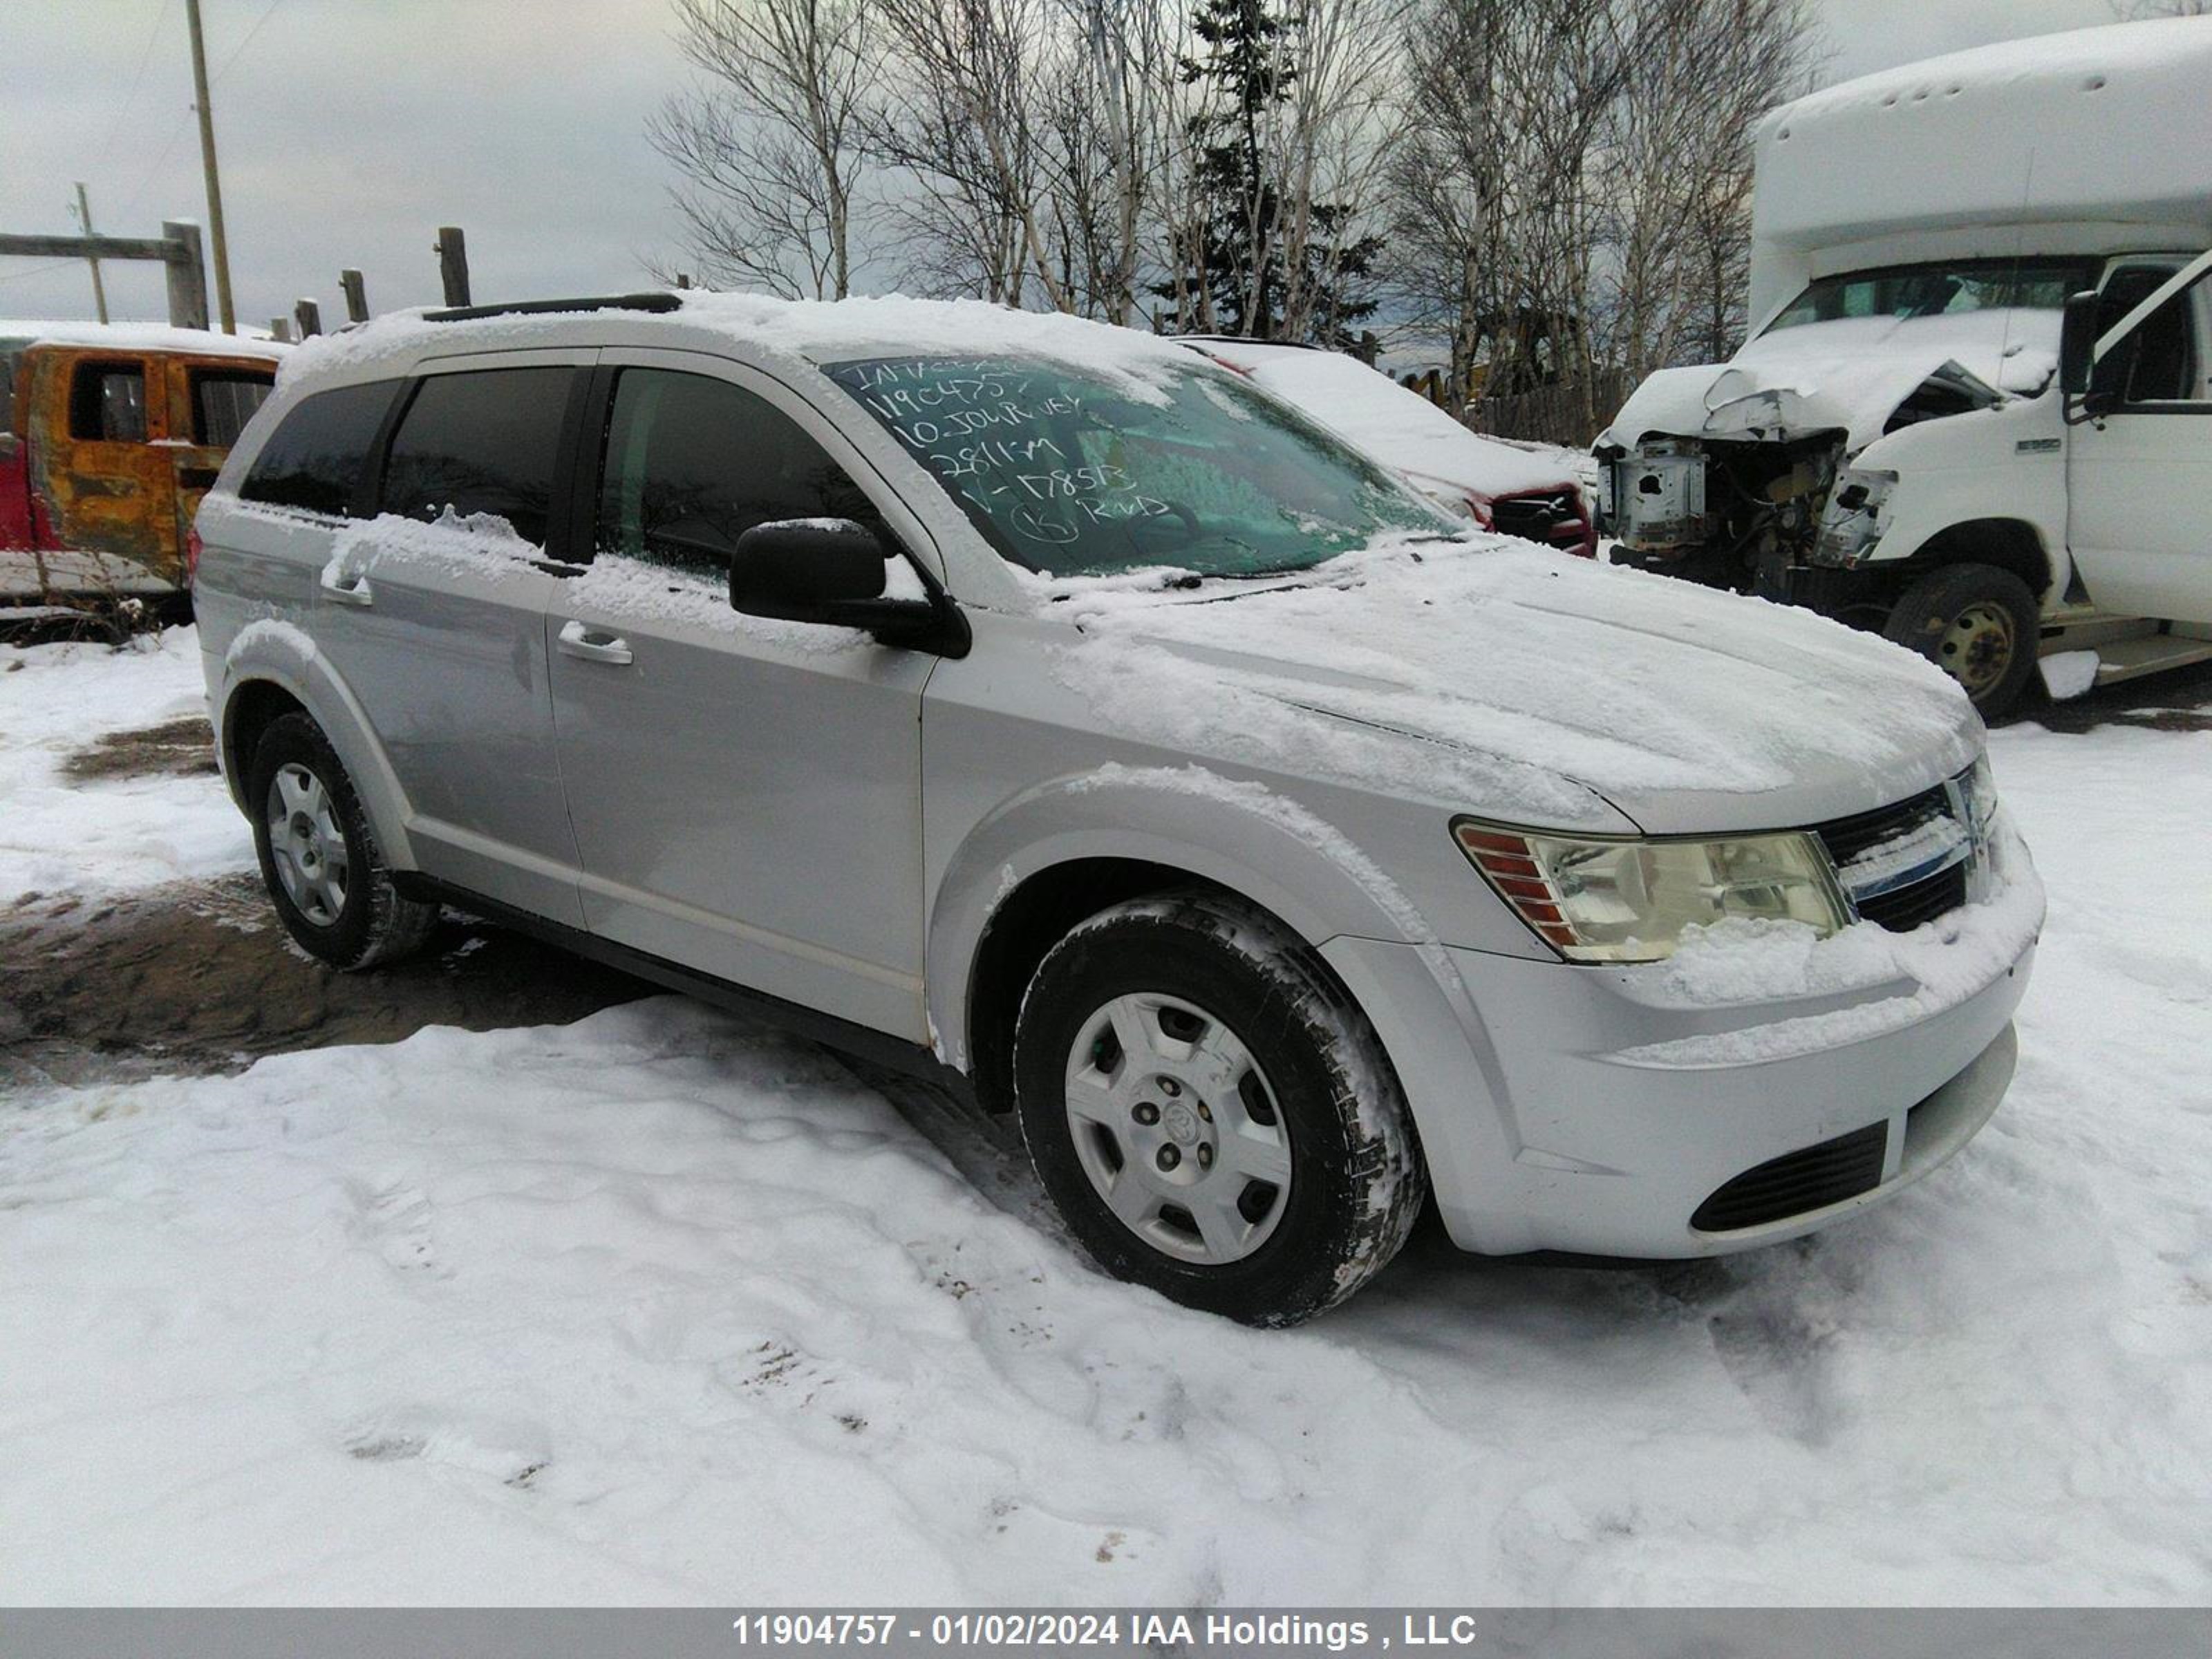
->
822 353 1449 579
1763 259 2101 335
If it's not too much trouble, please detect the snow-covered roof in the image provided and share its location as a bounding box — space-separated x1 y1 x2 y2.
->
0 319 287 361
1188 341 1571 500
1753 18 2212 265
283 292 1199 393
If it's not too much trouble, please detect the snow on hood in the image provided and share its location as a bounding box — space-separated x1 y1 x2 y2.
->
1048 536 1982 834
1192 344 1572 501
1604 309 2056 453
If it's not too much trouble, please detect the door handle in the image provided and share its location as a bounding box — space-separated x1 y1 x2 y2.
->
556 618 634 665
319 570 374 608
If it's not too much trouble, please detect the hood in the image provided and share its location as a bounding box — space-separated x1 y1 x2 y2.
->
1049 540 1983 835
1602 309 2057 453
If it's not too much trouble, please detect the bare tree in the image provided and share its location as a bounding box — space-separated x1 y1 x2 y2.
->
651 0 874 299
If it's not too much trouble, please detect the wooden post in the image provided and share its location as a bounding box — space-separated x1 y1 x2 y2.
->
161 219 210 330
294 298 322 338
676 272 692 290
270 317 292 342
435 226 470 307
73 182 109 324
183 0 237 333
340 268 368 323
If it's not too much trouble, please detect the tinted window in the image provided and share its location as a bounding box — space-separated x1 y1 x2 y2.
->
68 360 147 442
825 355 1444 579
597 368 879 575
191 370 275 447
241 380 398 517
2098 265 2204 405
379 367 573 545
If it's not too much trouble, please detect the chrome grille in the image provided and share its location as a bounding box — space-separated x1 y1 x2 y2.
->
1815 781 1974 933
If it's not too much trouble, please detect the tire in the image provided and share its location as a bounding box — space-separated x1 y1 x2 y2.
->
247 711 437 971
1012 894 1427 1326
1882 563 2041 717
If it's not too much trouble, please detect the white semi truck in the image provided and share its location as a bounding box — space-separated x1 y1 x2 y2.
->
1595 17 2212 714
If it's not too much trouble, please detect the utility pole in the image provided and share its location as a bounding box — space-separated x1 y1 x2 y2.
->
183 0 237 334
71 182 109 323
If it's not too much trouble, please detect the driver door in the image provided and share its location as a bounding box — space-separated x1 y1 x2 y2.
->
2067 258 2212 622
547 350 941 1042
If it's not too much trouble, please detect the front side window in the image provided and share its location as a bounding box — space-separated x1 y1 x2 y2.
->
240 380 399 517
824 355 1444 579
68 360 148 442
2096 264 2206 406
596 368 879 577
191 369 275 447
379 366 573 545
1764 259 2101 335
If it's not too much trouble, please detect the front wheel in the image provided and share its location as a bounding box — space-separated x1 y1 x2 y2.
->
1012 894 1427 1326
1882 562 2041 716
247 711 438 971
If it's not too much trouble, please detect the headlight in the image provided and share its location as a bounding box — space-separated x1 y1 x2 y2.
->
1962 754 1998 834
1813 467 1897 567
1453 820 1851 964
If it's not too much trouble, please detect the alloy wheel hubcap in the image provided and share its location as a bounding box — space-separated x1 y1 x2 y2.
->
266 763 349 926
1939 602 2015 695
1062 992 1292 1266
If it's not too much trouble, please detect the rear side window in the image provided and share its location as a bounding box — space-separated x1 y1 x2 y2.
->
68 360 148 442
378 367 572 546
191 370 275 447
596 367 879 576
241 380 398 517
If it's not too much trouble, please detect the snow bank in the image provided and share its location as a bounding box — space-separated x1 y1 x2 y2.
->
1044 538 1976 825
0 628 249 905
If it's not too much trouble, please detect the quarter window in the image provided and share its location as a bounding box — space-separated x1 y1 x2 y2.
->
379 367 574 545
240 380 399 518
190 370 275 447
596 368 879 576
68 360 148 442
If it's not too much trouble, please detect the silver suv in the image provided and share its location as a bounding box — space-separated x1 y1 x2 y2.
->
194 292 2044 1325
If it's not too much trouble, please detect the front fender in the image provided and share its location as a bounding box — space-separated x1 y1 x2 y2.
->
926 762 1450 1074
214 619 418 871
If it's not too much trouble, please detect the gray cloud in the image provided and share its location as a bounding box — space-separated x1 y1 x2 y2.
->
1 0 2120 329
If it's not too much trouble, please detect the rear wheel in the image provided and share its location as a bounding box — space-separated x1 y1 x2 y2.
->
1882 562 2041 716
1013 894 1426 1326
247 712 437 970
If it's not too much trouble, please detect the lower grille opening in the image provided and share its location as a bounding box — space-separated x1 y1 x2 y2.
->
1691 1120 1888 1232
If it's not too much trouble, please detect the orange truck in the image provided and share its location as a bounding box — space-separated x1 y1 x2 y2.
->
1 321 286 610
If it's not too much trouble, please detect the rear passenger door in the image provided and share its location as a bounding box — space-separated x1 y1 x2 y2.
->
166 357 274 557
314 350 591 926
547 352 937 1042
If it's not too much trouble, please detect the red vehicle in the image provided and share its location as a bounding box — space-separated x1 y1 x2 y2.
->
1180 337 1596 556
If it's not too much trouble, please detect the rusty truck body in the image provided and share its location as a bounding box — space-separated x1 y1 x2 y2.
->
1 321 285 608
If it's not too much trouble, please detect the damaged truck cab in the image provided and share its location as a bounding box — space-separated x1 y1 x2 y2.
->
1596 18 2212 715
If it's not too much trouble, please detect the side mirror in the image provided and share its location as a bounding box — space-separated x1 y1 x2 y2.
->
0 431 19 464
729 517 969 656
2059 291 2098 397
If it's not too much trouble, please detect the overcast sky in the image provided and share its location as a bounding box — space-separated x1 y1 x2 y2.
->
1 0 2130 330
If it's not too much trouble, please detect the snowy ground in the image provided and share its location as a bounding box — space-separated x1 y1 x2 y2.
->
2 629 2209 1605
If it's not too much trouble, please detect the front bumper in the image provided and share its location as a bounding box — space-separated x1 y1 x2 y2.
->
1322 855 2039 1259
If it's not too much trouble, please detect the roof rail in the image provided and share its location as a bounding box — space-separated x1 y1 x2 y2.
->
422 292 684 324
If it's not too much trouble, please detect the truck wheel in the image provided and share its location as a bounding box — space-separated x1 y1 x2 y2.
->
1012 894 1427 1327
247 712 437 971
1882 563 2041 716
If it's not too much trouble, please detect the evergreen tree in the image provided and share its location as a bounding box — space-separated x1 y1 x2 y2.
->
1158 0 1380 346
